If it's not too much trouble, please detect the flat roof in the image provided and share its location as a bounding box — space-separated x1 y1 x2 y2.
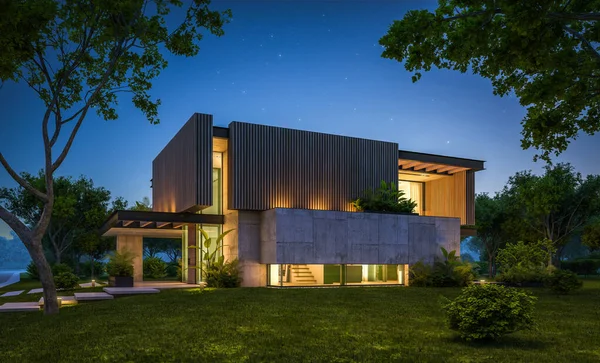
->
100 210 224 236
211 125 485 171
398 150 485 171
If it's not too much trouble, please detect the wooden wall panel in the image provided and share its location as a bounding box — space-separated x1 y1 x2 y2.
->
424 171 467 224
152 113 213 212
229 122 398 211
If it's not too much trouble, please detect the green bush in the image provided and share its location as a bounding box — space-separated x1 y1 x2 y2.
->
143 257 167 279
497 240 554 284
409 248 477 287
409 261 433 287
442 284 537 341
106 250 135 277
351 180 417 213
561 259 600 276
54 272 79 290
545 269 583 294
166 260 180 278
26 261 39 280
80 260 106 277
205 259 242 288
51 263 73 275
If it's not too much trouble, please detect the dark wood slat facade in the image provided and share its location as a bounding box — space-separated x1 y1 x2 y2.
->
152 113 213 212
465 170 475 225
228 122 398 211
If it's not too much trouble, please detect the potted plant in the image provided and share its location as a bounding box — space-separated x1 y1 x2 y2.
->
106 250 135 287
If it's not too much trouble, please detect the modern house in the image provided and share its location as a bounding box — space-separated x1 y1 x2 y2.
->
101 113 485 287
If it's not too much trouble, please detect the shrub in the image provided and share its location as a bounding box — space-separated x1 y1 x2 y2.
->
496 240 554 284
561 259 600 276
143 257 167 279
54 272 79 290
351 180 417 213
51 263 73 275
442 284 537 341
80 260 106 277
545 269 583 294
166 260 180 278
106 250 135 277
409 261 433 287
26 261 39 280
409 248 477 287
205 259 242 288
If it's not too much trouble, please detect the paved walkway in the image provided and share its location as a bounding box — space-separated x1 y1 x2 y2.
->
0 281 200 313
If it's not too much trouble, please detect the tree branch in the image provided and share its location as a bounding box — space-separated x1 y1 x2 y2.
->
52 38 132 172
562 25 600 63
548 12 600 21
0 204 32 245
442 8 503 22
0 153 48 202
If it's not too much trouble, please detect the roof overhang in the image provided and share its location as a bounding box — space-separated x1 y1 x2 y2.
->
100 210 224 237
398 150 485 177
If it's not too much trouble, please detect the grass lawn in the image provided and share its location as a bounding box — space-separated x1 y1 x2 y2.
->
0 280 599 362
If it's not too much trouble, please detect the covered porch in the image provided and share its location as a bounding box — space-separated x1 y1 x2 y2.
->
100 210 224 285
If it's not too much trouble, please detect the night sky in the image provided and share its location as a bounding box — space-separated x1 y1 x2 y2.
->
1 0 599 238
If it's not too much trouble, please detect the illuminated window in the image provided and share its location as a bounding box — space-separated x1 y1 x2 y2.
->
398 180 423 214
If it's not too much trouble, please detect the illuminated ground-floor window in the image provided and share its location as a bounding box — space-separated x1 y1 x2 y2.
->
267 264 407 286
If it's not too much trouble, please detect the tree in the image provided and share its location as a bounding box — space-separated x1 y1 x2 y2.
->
131 196 152 211
380 1 600 161
502 164 600 263
474 193 508 277
1 173 128 269
582 216 600 250
0 0 231 314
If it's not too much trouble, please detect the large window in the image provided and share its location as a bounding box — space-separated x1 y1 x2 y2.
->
267 264 406 286
398 180 423 214
202 152 222 215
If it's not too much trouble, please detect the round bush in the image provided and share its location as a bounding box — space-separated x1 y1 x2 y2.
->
54 272 79 290
442 284 536 341
545 269 583 294
143 257 167 279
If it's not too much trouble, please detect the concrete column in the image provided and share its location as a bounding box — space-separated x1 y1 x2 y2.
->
116 235 143 283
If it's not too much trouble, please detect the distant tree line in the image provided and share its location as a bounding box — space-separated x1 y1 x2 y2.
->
468 163 600 277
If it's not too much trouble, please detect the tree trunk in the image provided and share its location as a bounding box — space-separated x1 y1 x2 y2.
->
27 237 59 315
54 247 61 264
488 255 494 278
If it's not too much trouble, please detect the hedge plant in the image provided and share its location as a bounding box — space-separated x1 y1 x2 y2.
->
442 284 536 341
545 269 583 294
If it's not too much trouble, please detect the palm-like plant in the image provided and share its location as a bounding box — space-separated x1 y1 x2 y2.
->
187 228 234 279
352 180 417 213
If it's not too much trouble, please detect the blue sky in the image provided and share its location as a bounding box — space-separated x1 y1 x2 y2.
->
1 0 599 239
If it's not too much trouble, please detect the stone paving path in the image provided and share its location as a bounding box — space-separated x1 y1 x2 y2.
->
1 290 24 297
27 288 44 294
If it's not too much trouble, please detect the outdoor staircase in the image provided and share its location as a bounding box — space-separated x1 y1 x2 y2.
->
291 265 317 284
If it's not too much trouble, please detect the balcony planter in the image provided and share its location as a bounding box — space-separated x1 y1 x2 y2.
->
108 276 134 287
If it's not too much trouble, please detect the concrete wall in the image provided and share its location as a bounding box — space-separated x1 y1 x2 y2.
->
260 208 460 266
237 211 266 287
116 235 143 283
